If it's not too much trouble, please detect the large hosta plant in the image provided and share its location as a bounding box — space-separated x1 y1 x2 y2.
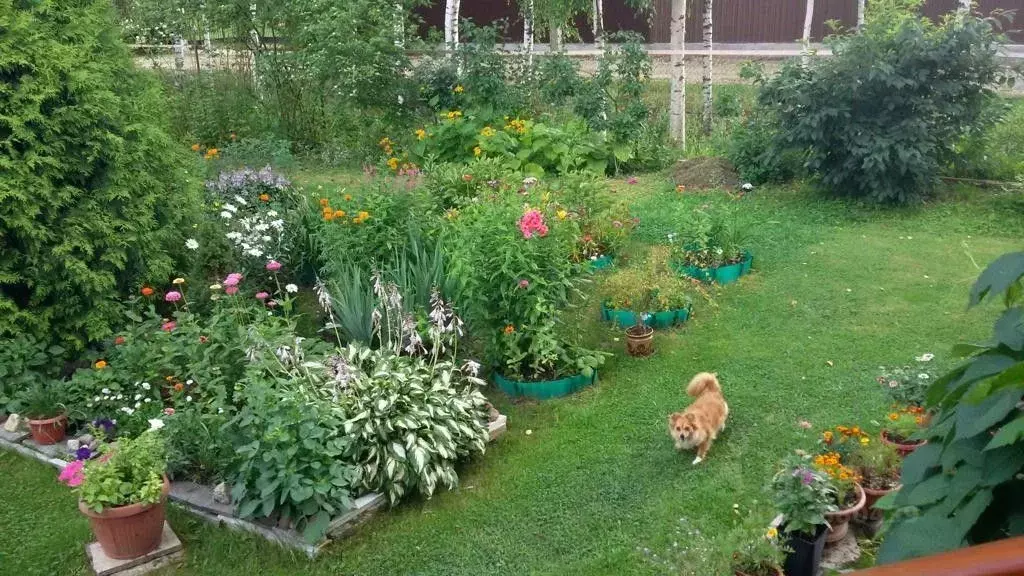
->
878 252 1024 562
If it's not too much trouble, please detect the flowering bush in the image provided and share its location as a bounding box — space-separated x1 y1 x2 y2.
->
876 354 937 407
882 405 928 442
446 186 603 380
66 429 168 513
770 452 838 535
811 451 861 505
206 167 291 270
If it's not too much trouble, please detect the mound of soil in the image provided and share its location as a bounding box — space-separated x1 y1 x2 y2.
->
671 156 741 191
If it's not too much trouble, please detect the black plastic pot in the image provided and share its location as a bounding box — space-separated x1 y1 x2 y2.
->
782 524 827 576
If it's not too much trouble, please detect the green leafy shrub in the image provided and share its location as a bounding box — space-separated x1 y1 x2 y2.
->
0 336 66 412
950 97 1024 182
771 452 838 535
669 204 753 269
758 13 1009 203
0 0 202 348
159 71 273 147
726 108 803 185
878 251 1024 562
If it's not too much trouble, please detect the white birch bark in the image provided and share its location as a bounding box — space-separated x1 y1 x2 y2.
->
444 0 456 55
593 0 605 48
393 0 404 47
173 35 186 70
802 0 815 66
550 24 563 52
701 0 713 135
958 0 971 15
669 0 687 145
453 0 461 46
249 3 260 89
857 0 865 30
524 0 535 66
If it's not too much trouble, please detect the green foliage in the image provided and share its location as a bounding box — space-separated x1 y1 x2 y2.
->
600 248 696 318
758 13 1009 203
336 344 489 504
725 106 803 185
669 204 753 268
158 70 273 147
950 98 1024 182
78 430 167 513
876 356 940 407
878 251 1024 563
847 436 901 491
228 377 356 543
0 0 202 349
724 514 789 576
771 453 838 535
0 336 65 412
12 381 68 421
164 406 233 484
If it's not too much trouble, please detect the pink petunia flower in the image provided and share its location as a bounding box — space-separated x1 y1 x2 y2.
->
58 460 85 487
164 291 182 303
265 260 282 272
255 292 269 301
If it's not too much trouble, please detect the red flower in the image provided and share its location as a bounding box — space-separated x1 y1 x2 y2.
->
162 321 176 332
114 336 125 345
141 286 154 297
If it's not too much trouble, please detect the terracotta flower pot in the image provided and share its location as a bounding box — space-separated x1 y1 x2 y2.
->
880 430 926 457
863 482 899 511
79 476 170 559
824 483 866 543
625 325 654 357
27 413 68 445
735 568 784 576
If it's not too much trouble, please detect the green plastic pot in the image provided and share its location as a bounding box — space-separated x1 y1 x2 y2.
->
740 251 753 275
715 262 743 285
650 310 676 329
676 306 691 323
494 371 598 400
590 255 613 271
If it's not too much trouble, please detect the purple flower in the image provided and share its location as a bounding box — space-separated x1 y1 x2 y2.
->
265 260 282 272
75 446 93 461
801 470 815 485
92 418 115 433
164 291 182 303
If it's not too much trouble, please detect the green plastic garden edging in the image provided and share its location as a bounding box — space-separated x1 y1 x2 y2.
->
600 303 691 329
493 371 598 400
589 255 614 271
674 251 753 285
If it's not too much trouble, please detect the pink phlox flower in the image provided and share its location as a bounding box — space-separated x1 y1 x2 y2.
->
518 210 548 239
225 286 239 295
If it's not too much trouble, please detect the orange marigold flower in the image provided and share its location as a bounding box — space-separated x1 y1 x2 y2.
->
358 211 370 221
889 412 900 421
141 286 154 297
344 194 352 202
822 430 834 443
94 360 107 370
503 325 515 335
319 198 330 207
190 143 201 152
323 210 334 222
259 193 270 202
174 382 184 392
334 209 346 218
114 336 125 346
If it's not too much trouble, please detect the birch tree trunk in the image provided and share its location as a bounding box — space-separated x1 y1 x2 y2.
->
669 0 687 145
453 0 461 47
444 0 457 55
550 24 563 52
857 0 865 30
958 0 970 15
592 0 605 48
701 0 713 135
393 0 404 48
524 0 535 66
801 0 814 66
173 35 186 71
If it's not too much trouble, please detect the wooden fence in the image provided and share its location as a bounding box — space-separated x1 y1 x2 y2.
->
415 0 1022 43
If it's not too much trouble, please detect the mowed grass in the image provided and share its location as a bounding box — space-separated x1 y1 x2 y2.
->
2 178 1022 576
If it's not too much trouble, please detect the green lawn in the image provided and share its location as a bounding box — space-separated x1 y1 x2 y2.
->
2 179 1022 576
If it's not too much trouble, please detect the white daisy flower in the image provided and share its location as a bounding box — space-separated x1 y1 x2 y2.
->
918 373 930 380
186 395 193 402
915 353 934 362
185 238 199 250
141 382 151 391
285 284 298 293
148 418 165 431
220 211 232 219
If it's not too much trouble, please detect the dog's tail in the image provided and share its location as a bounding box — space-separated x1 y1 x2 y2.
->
686 372 721 397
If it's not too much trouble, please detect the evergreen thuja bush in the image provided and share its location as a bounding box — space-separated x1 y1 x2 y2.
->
0 0 201 348
759 11 1009 204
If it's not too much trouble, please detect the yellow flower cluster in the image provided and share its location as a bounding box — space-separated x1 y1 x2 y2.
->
480 126 497 138
319 197 369 224
415 128 427 141
813 452 861 484
505 118 528 134
473 146 482 157
378 137 394 156
387 157 400 171
445 110 464 121
453 85 464 94
204 148 219 160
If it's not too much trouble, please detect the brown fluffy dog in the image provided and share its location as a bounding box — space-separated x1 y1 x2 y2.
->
667 372 729 465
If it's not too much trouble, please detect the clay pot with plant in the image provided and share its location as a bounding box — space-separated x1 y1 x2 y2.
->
15 380 69 445
812 451 866 543
60 428 170 559
881 405 928 457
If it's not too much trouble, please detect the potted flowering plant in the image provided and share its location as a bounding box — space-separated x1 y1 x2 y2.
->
598 268 656 356
876 354 936 409
724 515 788 576
770 453 836 576
14 380 69 445
60 428 169 559
880 405 928 456
846 434 900 533
669 207 753 285
812 451 866 543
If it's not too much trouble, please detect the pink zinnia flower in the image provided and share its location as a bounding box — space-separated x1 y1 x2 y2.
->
164 291 182 302
518 279 529 289
267 300 278 308
255 292 269 301
58 460 85 487
162 321 176 332
627 176 638 184
265 260 282 272
223 273 243 287
225 286 239 295
163 407 175 416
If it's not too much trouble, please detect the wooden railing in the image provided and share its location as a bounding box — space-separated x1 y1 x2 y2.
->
851 537 1024 576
